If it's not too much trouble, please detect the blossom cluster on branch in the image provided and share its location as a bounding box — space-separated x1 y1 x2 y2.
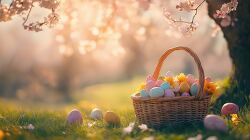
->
0 0 60 32
213 0 238 27
162 0 238 35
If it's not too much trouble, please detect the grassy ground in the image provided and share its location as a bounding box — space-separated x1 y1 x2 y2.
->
0 77 250 140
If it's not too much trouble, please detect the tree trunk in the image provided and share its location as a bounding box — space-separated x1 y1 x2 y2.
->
206 0 250 113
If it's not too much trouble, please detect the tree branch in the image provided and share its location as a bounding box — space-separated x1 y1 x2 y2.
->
23 5 33 26
171 0 206 26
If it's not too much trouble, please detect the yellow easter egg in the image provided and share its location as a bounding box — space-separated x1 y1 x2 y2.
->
180 82 190 93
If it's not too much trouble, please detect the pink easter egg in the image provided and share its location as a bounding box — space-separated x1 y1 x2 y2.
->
155 80 163 87
67 109 83 124
164 89 175 97
146 75 154 82
204 115 227 132
221 103 239 115
145 80 156 91
181 92 190 96
187 74 196 85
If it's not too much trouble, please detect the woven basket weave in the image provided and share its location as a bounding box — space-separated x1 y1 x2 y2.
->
131 46 211 129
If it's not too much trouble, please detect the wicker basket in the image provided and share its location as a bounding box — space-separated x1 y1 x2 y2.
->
131 46 211 129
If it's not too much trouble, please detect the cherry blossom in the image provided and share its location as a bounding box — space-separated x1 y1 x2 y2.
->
213 0 238 27
220 15 232 27
0 0 61 31
176 0 195 12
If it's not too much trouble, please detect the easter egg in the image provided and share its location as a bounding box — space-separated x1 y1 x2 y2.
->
140 89 149 98
190 83 199 96
145 80 156 91
155 80 164 87
90 108 103 120
165 71 174 77
149 87 164 98
67 109 83 124
164 89 175 97
204 114 227 132
221 103 239 115
104 111 120 126
173 84 180 93
181 92 190 96
160 82 170 90
180 82 190 93
187 74 196 85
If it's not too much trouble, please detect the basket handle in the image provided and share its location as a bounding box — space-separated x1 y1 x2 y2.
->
152 46 205 98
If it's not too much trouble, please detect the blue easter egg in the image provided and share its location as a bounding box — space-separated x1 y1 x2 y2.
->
140 90 149 98
160 82 170 90
190 83 199 96
149 87 164 98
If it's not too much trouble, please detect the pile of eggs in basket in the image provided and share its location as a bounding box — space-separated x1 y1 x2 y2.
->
136 71 218 98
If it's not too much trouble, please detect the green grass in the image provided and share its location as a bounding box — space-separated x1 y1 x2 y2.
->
0 77 250 140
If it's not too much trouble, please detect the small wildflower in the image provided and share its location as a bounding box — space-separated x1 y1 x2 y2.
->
122 122 135 135
25 124 35 130
206 136 218 140
87 122 96 128
142 136 155 140
231 114 241 126
187 134 202 140
138 124 148 131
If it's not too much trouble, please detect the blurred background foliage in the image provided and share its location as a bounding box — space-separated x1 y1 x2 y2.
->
0 0 230 103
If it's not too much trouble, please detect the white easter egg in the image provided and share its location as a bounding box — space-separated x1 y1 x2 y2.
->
149 87 164 97
67 109 83 124
90 108 103 120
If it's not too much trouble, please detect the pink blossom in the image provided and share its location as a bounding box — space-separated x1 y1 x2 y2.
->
220 15 232 27
176 0 195 12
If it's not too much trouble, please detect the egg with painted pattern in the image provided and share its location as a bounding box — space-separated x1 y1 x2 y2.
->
149 87 164 97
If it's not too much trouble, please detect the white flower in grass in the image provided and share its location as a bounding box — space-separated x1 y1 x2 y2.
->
138 124 148 131
122 122 135 135
187 134 202 140
87 122 96 128
206 136 218 140
26 124 35 130
142 136 155 140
